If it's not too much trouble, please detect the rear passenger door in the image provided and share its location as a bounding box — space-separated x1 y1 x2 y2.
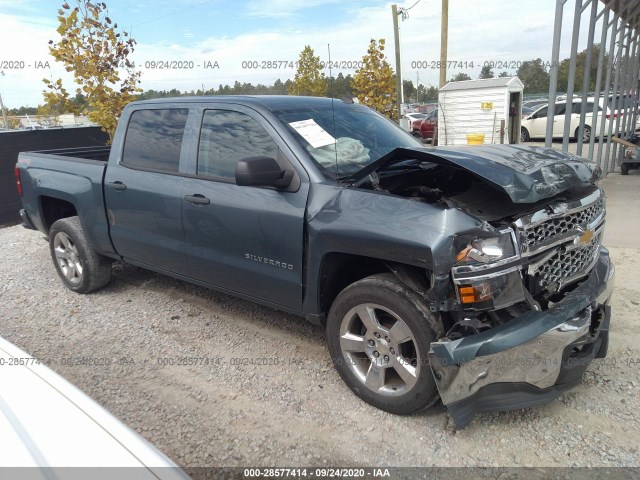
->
181 105 309 310
104 106 190 275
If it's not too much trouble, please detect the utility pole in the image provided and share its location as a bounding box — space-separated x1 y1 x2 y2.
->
392 4 403 122
416 71 420 103
0 71 8 129
0 93 8 130
439 0 449 87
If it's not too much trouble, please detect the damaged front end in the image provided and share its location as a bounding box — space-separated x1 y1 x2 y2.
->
429 187 614 428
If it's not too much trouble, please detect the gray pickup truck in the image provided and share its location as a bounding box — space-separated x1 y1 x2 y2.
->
15 96 614 428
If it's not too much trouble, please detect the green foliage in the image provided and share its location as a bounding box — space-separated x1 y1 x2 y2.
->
289 46 327 96
516 58 550 93
353 39 397 120
557 44 607 92
403 80 415 102
449 72 472 82
327 73 354 99
6 116 21 129
43 1 142 141
498 71 511 77
479 65 494 79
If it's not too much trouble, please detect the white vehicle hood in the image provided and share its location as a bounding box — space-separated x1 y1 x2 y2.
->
0 337 188 479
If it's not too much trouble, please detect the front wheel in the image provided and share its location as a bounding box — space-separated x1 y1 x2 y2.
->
326 273 440 415
49 216 113 293
521 127 530 142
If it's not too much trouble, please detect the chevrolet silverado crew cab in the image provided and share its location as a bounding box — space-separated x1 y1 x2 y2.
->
15 96 615 428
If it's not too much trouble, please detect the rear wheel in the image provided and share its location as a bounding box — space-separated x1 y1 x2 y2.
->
49 217 112 293
576 125 591 143
521 127 530 142
326 273 440 415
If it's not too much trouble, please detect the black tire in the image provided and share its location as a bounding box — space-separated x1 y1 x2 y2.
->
576 125 591 143
621 163 629 175
326 273 441 415
520 127 530 142
49 216 112 293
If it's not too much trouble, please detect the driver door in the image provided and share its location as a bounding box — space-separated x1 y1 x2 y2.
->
181 105 309 310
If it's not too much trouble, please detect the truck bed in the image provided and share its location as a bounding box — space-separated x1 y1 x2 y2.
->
23 146 111 163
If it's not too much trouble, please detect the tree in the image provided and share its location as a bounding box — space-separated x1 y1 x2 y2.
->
449 72 472 82
557 44 607 93
37 104 61 127
425 85 438 101
403 80 415 102
516 59 550 93
353 39 397 120
479 65 494 79
273 79 287 95
288 46 327 97
43 1 142 141
498 71 511 78
6 116 21 129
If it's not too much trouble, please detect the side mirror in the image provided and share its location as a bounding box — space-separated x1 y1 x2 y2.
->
235 156 293 188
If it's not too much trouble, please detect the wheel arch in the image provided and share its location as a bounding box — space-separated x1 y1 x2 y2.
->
40 196 78 233
315 253 433 324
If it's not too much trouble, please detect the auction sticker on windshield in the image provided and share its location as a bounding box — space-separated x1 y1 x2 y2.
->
288 119 336 148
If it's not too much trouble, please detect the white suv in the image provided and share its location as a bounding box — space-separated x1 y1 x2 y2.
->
520 98 616 143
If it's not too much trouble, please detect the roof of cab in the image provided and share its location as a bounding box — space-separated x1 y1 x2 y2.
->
128 95 356 111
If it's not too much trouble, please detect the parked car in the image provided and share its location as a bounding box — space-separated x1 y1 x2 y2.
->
418 108 438 140
522 106 537 118
0 336 188 476
403 112 428 134
522 99 548 110
520 98 615 142
16 96 614 428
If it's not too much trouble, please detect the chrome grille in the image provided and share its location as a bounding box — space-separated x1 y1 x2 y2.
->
516 190 606 292
523 197 604 249
536 232 602 287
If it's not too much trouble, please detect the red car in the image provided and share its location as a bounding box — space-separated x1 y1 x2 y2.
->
419 108 438 140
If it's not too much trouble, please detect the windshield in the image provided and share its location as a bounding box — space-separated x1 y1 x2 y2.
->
271 101 422 179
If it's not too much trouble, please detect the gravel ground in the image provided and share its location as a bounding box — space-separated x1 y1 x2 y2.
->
0 223 639 470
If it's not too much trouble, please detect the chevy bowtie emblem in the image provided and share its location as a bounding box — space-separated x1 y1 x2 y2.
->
577 229 594 245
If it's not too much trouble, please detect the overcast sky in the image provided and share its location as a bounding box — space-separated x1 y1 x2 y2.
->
0 0 604 108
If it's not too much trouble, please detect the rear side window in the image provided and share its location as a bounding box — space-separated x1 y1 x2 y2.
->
122 108 189 172
571 103 602 114
197 110 278 181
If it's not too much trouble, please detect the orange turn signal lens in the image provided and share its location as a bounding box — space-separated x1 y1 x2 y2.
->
458 284 492 304
461 295 476 304
456 246 471 263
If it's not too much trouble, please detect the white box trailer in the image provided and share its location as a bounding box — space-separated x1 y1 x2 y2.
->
437 77 524 146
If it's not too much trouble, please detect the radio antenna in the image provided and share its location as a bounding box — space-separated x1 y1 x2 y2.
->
328 43 338 179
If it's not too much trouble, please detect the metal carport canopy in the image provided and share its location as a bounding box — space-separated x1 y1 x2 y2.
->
546 0 640 174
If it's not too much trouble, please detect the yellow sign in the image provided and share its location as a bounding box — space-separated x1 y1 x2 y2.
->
481 102 494 110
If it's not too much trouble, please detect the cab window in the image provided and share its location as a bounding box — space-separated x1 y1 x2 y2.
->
122 108 188 173
197 110 279 181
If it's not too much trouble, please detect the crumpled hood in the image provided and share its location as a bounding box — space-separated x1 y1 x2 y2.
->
346 144 598 204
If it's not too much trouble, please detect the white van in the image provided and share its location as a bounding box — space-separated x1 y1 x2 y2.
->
520 98 617 142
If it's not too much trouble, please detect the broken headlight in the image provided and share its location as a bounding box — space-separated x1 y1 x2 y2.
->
455 231 517 266
452 229 525 310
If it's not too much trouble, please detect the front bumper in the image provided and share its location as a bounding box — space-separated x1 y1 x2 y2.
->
428 247 615 428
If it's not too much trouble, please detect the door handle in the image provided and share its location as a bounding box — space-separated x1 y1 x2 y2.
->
184 194 210 205
108 181 127 191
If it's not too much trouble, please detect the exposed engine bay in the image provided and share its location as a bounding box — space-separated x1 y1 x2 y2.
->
351 154 604 342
